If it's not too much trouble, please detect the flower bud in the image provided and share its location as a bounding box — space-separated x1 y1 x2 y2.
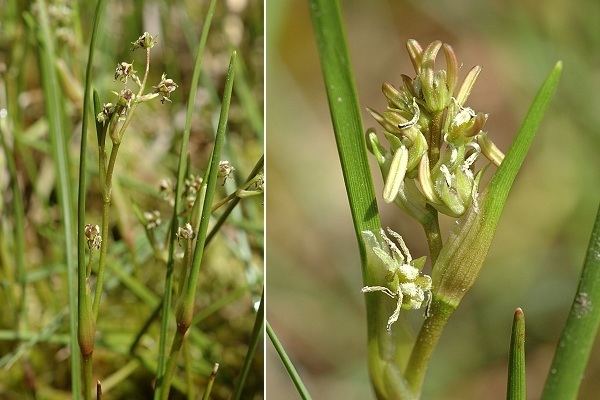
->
443 43 458 95
116 89 134 111
144 210 162 230
96 103 115 125
406 39 423 74
366 128 387 166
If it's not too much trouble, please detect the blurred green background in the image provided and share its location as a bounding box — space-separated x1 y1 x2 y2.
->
0 0 263 398
266 0 599 398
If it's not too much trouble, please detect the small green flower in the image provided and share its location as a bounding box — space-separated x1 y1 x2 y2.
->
218 160 235 184
84 224 102 250
362 228 432 331
96 103 115 125
143 210 162 230
366 39 506 219
114 61 135 84
115 88 134 115
154 73 178 103
132 32 157 50
176 222 195 245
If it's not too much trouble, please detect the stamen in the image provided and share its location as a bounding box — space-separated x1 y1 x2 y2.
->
387 290 403 331
397 98 420 129
386 228 412 263
380 229 404 263
362 286 396 298
440 164 453 187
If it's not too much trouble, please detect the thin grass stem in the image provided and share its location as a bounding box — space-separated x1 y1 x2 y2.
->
232 291 264 400
201 363 220 400
154 0 218 393
158 49 237 400
267 321 312 400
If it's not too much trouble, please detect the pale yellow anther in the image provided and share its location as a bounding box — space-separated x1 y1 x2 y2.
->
477 132 505 167
456 65 482 106
383 146 408 204
418 154 440 204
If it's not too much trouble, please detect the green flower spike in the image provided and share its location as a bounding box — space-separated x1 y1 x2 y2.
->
367 39 505 220
362 228 432 331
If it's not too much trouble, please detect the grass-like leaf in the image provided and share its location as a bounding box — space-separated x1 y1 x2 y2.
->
32 0 81 395
541 203 600 400
267 321 312 400
154 0 217 389
308 1 416 398
76 1 108 397
308 0 381 255
157 49 237 400
232 291 264 400
507 308 526 400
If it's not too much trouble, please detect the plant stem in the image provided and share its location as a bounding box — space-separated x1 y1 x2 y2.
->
232 291 264 400
92 42 150 319
92 140 120 319
422 208 442 265
541 203 600 400
201 363 219 400
507 308 526 400
154 0 217 389
403 297 454 395
267 321 312 400
183 341 194 400
159 50 237 400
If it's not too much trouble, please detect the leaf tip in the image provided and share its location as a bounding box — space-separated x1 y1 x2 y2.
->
554 60 563 72
514 307 524 320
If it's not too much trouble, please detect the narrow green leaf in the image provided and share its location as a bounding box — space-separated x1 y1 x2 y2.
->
232 291 264 400
542 203 600 400
507 308 526 400
308 0 381 265
154 0 217 389
308 2 412 398
156 49 237 400
180 49 238 336
32 0 81 395
76 2 108 398
267 321 312 400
